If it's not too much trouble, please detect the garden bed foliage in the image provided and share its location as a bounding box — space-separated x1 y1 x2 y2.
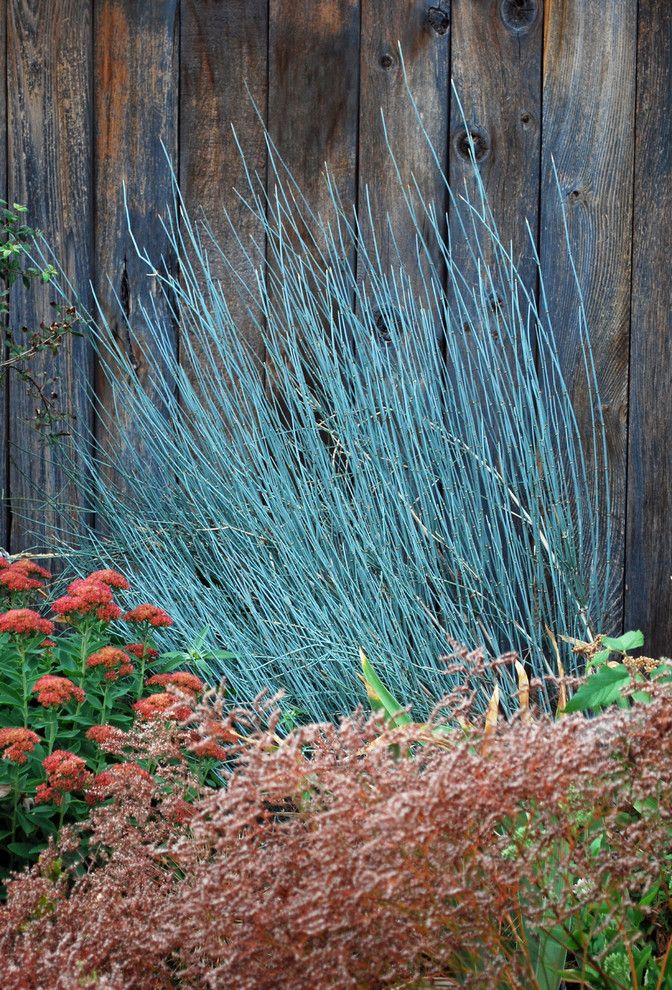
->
1 640 671 989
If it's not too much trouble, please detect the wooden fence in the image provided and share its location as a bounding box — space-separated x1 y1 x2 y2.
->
0 0 670 652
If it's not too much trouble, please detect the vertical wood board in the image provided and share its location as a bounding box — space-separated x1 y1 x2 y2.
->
180 0 268 361
625 0 672 653
540 0 636 632
7 0 93 552
94 0 179 493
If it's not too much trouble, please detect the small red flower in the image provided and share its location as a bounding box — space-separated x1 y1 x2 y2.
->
189 739 228 760
0 570 42 593
35 782 59 805
125 643 159 661
12 560 52 580
0 727 40 764
124 604 173 628
52 578 116 621
0 609 55 636
0 559 52 592
169 799 196 824
86 647 134 681
133 692 193 722
85 724 127 755
32 675 85 707
41 638 56 648
86 761 152 804
95 603 123 623
86 724 123 745
87 569 129 590
40 749 91 802
145 672 205 696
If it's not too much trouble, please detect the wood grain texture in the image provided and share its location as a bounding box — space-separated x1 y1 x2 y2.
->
0 0 7 550
358 0 450 285
625 0 672 653
266 0 360 394
6 0 93 552
449 0 542 298
94 0 179 485
539 0 636 632
180 0 268 358
269 0 360 233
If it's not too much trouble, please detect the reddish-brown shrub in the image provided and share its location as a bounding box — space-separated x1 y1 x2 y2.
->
0 683 671 989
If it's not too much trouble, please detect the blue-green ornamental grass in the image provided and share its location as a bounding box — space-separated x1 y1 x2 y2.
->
44 89 613 721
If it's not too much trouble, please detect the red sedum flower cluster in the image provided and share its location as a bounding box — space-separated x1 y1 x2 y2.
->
124 604 173 628
51 577 122 623
35 750 91 806
145 672 204 695
0 728 40 765
86 647 134 682
0 609 55 637
125 643 159 661
87 569 130 590
132 692 193 722
0 559 51 594
31 675 85 708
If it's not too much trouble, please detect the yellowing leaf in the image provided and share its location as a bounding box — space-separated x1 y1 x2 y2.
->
515 660 531 723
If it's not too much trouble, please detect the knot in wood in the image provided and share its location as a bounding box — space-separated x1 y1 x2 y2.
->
373 307 401 343
426 4 450 36
379 51 395 69
500 0 539 34
453 126 490 164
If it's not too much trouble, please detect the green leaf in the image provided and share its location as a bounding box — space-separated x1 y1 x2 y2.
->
601 630 644 653
7 841 39 858
0 685 24 706
360 649 412 727
564 664 630 713
587 648 610 668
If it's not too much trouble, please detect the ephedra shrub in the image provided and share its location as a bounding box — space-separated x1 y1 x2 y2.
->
48 90 612 720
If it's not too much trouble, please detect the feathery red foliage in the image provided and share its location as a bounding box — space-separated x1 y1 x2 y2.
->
0 681 670 989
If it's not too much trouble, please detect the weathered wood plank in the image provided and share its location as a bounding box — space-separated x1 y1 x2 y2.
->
625 0 672 654
94 0 179 495
449 0 542 299
358 0 450 285
0 0 8 550
539 0 636 634
180 0 267 358
269 0 360 237
7 0 93 553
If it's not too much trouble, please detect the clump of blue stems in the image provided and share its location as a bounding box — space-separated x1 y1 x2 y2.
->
45 79 611 721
